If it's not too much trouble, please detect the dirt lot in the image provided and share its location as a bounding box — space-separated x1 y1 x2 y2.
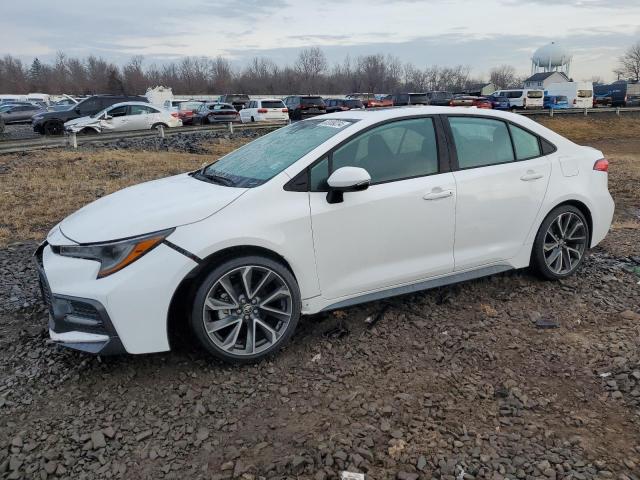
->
0 118 639 480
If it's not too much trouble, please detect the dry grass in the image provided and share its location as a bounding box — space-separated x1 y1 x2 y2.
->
536 116 640 143
1 118 639 247
0 139 250 245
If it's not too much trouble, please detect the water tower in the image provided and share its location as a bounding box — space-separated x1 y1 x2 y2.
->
531 42 572 76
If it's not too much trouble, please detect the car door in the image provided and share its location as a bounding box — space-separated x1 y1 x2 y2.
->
128 105 156 130
100 105 129 131
308 116 456 300
446 115 552 271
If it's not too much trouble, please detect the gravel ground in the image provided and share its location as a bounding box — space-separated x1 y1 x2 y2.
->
0 138 639 480
0 124 39 142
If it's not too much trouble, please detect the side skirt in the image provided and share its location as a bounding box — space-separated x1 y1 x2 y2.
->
320 264 513 312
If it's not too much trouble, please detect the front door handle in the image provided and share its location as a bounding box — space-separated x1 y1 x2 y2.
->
520 171 544 181
423 189 454 200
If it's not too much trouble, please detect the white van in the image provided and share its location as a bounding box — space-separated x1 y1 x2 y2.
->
546 82 593 109
492 89 544 110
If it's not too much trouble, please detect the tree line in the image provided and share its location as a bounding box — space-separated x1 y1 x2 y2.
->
4 41 637 97
0 48 525 96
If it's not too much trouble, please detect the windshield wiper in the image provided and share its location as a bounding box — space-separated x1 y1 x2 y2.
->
198 170 235 187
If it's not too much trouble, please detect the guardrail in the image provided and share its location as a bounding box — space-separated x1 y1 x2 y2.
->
520 106 640 117
0 121 288 154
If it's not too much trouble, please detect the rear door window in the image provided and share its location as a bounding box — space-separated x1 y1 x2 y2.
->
577 90 592 98
527 91 543 98
449 117 514 169
509 124 541 160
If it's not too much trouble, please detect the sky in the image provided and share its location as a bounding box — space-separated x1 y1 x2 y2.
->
2 0 640 82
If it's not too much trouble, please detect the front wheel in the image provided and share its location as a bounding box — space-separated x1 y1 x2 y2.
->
532 205 589 280
44 121 63 136
190 256 301 363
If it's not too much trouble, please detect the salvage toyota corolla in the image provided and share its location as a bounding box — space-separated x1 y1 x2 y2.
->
36 107 614 362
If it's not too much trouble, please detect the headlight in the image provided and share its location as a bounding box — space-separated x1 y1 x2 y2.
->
56 229 174 278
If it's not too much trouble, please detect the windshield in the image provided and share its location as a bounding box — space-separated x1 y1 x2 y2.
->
261 101 284 109
199 118 358 188
301 97 324 106
408 94 428 103
226 95 249 103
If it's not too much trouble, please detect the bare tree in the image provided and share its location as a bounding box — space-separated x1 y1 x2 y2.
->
489 64 517 89
296 47 327 93
123 56 147 94
617 42 640 82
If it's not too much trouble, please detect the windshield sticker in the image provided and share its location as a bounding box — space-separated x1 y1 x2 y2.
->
318 119 350 129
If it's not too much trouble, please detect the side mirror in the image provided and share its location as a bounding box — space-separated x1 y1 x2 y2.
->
104 115 113 120
74 107 81 114
326 167 371 204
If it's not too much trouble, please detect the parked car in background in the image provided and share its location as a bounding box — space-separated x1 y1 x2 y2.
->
601 82 640 107
324 98 364 113
392 93 429 106
543 95 570 110
346 93 383 108
546 82 593 109
218 94 250 111
163 99 191 112
492 89 544 111
488 94 510 110
239 99 288 123
175 101 204 125
193 103 240 124
32 94 148 135
0 116 4 134
449 96 492 109
37 106 614 362
283 96 326 120
593 92 612 107
0 103 44 123
377 95 394 107
64 102 181 134
426 91 453 106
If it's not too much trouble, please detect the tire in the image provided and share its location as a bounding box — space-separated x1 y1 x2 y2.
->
151 122 168 130
190 255 301 363
79 127 97 135
44 121 63 136
532 205 590 280
511 107 518 113
250 116 255 122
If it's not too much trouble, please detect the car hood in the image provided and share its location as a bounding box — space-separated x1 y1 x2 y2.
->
59 173 247 243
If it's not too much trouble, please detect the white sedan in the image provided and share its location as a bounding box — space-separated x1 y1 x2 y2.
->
239 98 289 123
64 102 182 134
38 107 614 362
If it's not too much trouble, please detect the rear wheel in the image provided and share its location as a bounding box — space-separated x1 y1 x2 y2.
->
251 116 255 122
151 122 168 130
44 121 63 136
532 205 589 280
190 255 301 363
78 127 97 135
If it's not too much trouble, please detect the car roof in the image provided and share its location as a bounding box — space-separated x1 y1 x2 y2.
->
107 101 159 108
258 98 283 102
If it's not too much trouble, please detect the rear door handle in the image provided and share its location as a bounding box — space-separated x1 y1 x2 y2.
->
520 171 544 181
423 189 454 200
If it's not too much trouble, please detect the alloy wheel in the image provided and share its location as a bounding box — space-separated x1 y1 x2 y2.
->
201 265 293 356
543 212 587 275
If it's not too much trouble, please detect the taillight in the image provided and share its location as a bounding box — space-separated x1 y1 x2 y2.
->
282 108 288 113
573 98 577 105
449 100 454 106
593 158 609 172
257 108 268 113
